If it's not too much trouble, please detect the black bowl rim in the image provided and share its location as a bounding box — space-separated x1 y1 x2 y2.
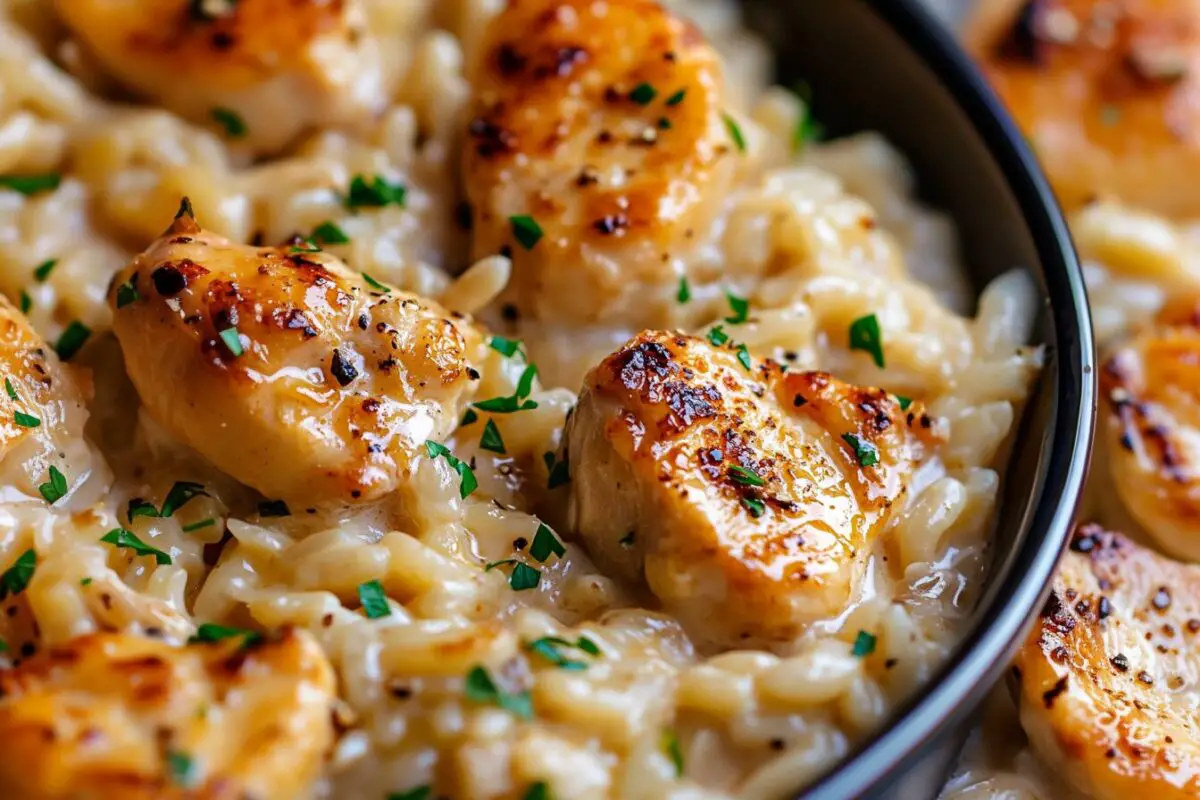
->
803 1 1096 797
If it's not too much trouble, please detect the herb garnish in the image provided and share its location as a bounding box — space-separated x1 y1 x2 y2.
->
510 215 544 250
629 82 657 105
128 481 208 522
39 465 68 504
735 343 752 372
33 259 57 282
676 276 690 303
211 107 247 138
896 395 913 411
666 89 687 106
543 451 569 488
362 272 391 293
312 221 349 245
662 730 685 776
486 559 541 591
5 379 16 401
479 419 506 454
388 788 432 800
115 277 140 308
526 635 600 670
529 523 565 562
722 113 746 153
728 465 765 487
463 664 533 719
0 174 60 196
842 433 880 467
189 623 262 647
852 629 877 657
166 750 195 787
0 549 36 599
101 528 172 565
741 496 765 518
725 291 749 323
345 174 407 210
182 518 216 532
488 336 523 358
848 313 884 368
473 364 538 413
55 321 91 361
19 290 30 314
461 408 479 426
706 325 729 347
14 411 39 428
424 441 478 498
80 577 92 586
358 579 391 618
523 783 550 800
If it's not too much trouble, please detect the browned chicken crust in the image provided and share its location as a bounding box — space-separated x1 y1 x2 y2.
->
1015 524 1200 799
0 629 336 799
966 0 1200 216
566 331 939 648
107 202 483 506
464 0 737 325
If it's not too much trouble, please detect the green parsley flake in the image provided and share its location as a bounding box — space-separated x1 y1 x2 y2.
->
80 577 93 586
526 636 600 670
39 465 68 504
722 113 746 153
741 496 765 518
189 623 262 647
345 174 407 210
388 787 432 800
509 562 541 591
629 82 657 105
312 221 349 245
842 433 880 467
735 343 752 371
358 579 392 618
211 107 247 138
258 499 290 517
460 408 479 427
658 117 672 130
473 364 538 413
32 259 57 282
0 639 8 653
676 276 690 304
182 517 216 533
101 528 172 565
510 215 544 250
18 290 30 315
725 291 749 323
5 378 16 401
728 464 764 487
0 549 36 599
543 451 570 488
662 730 685 776
488 335 523 358
161 481 208 517
115 278 141 308
13 411 39 428
424 440 478 498
0 174 60 196
55 321 91 361
530 523 565 562
848 313 885 368
896 395 913 411
853 629 877 657
479 418 506 454
166 750 195 787
128 499 158 521
289 238 320 254
665 89 687 106
706 325 729 347
362 272 391 293
523 783 550 800
463 664 533 719
218 327 244 357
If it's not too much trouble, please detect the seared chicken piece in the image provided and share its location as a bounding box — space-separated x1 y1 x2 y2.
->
966 0 1200 216
565 331 939 648
0 295 93 504
1101 296 1200 560
108 201 483 506
0 629 335 799
1014 524 1200 800
54 0 386 154
464 0 738 325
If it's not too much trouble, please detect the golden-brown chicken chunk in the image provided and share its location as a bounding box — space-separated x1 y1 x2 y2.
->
0 629 335 799
1014 524 1200 800
966 0 1200 216
0 295 93 505
1101 296 1200 560
565 331 939 648
464 0 738 325
108 201 483 506
54 0 387 154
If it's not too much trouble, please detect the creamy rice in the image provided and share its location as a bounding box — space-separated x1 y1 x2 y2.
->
0 1 1041 798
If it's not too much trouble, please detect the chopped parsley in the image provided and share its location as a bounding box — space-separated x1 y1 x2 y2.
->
741 496 765 518
182 517 216 533
510 215 544 250
0 549 36 599
18 290 30 314
543 451 569 488
115 277 141 308
852 629 877 657
0 639 8 653
345 174 407 210
39 465 68 504
127 499 159 520
258 499 290 517
526 635 600 670
473 364 538 413
5 379 16 401
794 110 825 153
509 562 541 591
189 623 262 647
463 664 533 719
460 408 479 426
676 276 690 303
706 325 729 347
166 750 195 787
101 528 172 565
848 313 884 368
162 481 207 517
666 89 687 106
288 238 319 254
724 291 749 323
54 321 91 361
424 441 478 498
0 174 60 196
218 327 244 357
735 343 752 371
722 113 746 153
13 411 39 428
80 577 93 586
662 730 685 776
211 107 247 138
312 221 349 245
488 336 523 358
842 433 880 467
362 272 391 293
728 464 765 487
658 117 672 130
479 419 506 454
32 259 57 282
358 579 392 618
529 523 565 562
388 788 432 800
896 395 913 411
523 783 550 800
629 82 657 105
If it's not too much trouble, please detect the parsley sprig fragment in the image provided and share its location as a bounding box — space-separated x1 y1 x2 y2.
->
312 221 349 245
479 419 506 454
728 464 765 487
543 451 569 488
6 378 39 428
473 364 538 413
388 788 432 800
488 335 524 359
486 559 541 591
211 107 247 138
526 635 600 670
464 664 533 719
529 523 565 562
662 730 685 776
853 629 877 657
424 441 477 498
842 433 880 468
724 291 749 323
101 528 172 565
722 113 746 153
345 174 407 210
510 215 543 250
0 549 36 599
127 481 208 523
848 313 885 368
189 623 262 647
39 465 68 504
358 579 391 618
55 321 91 361
0 174 60 196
